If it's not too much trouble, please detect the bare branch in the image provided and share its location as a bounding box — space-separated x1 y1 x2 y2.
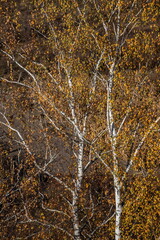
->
89 211 115 238
0 112 32 155
1 77 32 89
39 192 71 218
92 149 114 176
125 116 160 174
40 105 60 131
1 50 41 92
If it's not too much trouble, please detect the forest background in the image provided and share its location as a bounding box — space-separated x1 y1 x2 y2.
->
0 0 159 239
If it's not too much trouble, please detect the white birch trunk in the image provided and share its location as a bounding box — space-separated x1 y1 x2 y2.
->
72 138 84 240
107 64 122 240
112 134 122 240
76 139 84 191
72 191 81 240
65 60 87 240
114 176 122 240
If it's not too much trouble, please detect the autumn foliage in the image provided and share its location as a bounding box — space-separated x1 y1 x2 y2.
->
0 0 159 239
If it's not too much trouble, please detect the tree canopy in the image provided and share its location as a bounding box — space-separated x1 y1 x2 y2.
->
0 0 159 239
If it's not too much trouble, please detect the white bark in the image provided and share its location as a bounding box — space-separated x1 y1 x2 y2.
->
76 139 84 191
72 192 81 240
107 62 122 240
71 138 84 240
114 176 122 240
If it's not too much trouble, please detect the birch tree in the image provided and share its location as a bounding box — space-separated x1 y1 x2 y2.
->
88 1 159 239
0 0 159 239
